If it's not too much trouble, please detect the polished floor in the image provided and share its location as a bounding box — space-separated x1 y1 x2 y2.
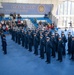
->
0 34 74 75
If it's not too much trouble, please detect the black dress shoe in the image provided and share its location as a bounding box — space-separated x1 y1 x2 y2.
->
34 53 35 54
45 60 48 62
53 56 55 58
41 57 44 59
56 59 59 61
29 50 32 52
35 54 38 56
67 52 69 54
70 57 73 60
39 56 41 58
60 60 62 62
51 55 53 56
47 62 50 64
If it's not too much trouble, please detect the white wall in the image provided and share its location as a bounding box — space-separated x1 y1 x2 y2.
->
1 0 52 4
0 0 62 4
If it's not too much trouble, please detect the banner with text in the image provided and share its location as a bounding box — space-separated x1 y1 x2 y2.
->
0 3 53 15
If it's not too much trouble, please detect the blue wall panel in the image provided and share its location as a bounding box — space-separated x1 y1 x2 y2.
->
0 3 53 15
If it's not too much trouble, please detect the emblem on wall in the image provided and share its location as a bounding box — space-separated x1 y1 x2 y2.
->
38 5 44 12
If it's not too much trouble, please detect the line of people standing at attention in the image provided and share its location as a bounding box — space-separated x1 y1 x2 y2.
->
2 26 74 64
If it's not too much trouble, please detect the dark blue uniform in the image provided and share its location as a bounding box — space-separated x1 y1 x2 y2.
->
1 33 4 51
34 34 39 55
51 35 57 58
21 32 25 47
36 31 40 45
25 32 29 49
40 36 45 59
17 31 21 45
57 38 64 62
44 33 48 53
71 39 74 60
1 32 3 42
31 30 35 46
68 34 72 54
11 29 14 41
28 32 33 52
55 33 59 52
61 34 67 55
2 35 7 54
15 31 18 43
14 30 17 42
46 38 52 63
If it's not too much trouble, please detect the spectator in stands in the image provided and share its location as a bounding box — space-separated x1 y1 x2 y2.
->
23 20 28 31
13 13 16 19
47 23 51 30
1 20 6 32
51 23 54 29
38 21 43 30
5 25 9 31
17 19 21 27
17 14 21 19
44 13 48 18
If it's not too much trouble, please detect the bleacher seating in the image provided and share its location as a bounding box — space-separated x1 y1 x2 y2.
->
0 17 52 28
29 17 52 28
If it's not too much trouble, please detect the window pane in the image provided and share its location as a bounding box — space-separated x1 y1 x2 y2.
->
60 3 64 15
72 2 74 15
57 1 74 28
68 1 71 15
64 1 67 15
